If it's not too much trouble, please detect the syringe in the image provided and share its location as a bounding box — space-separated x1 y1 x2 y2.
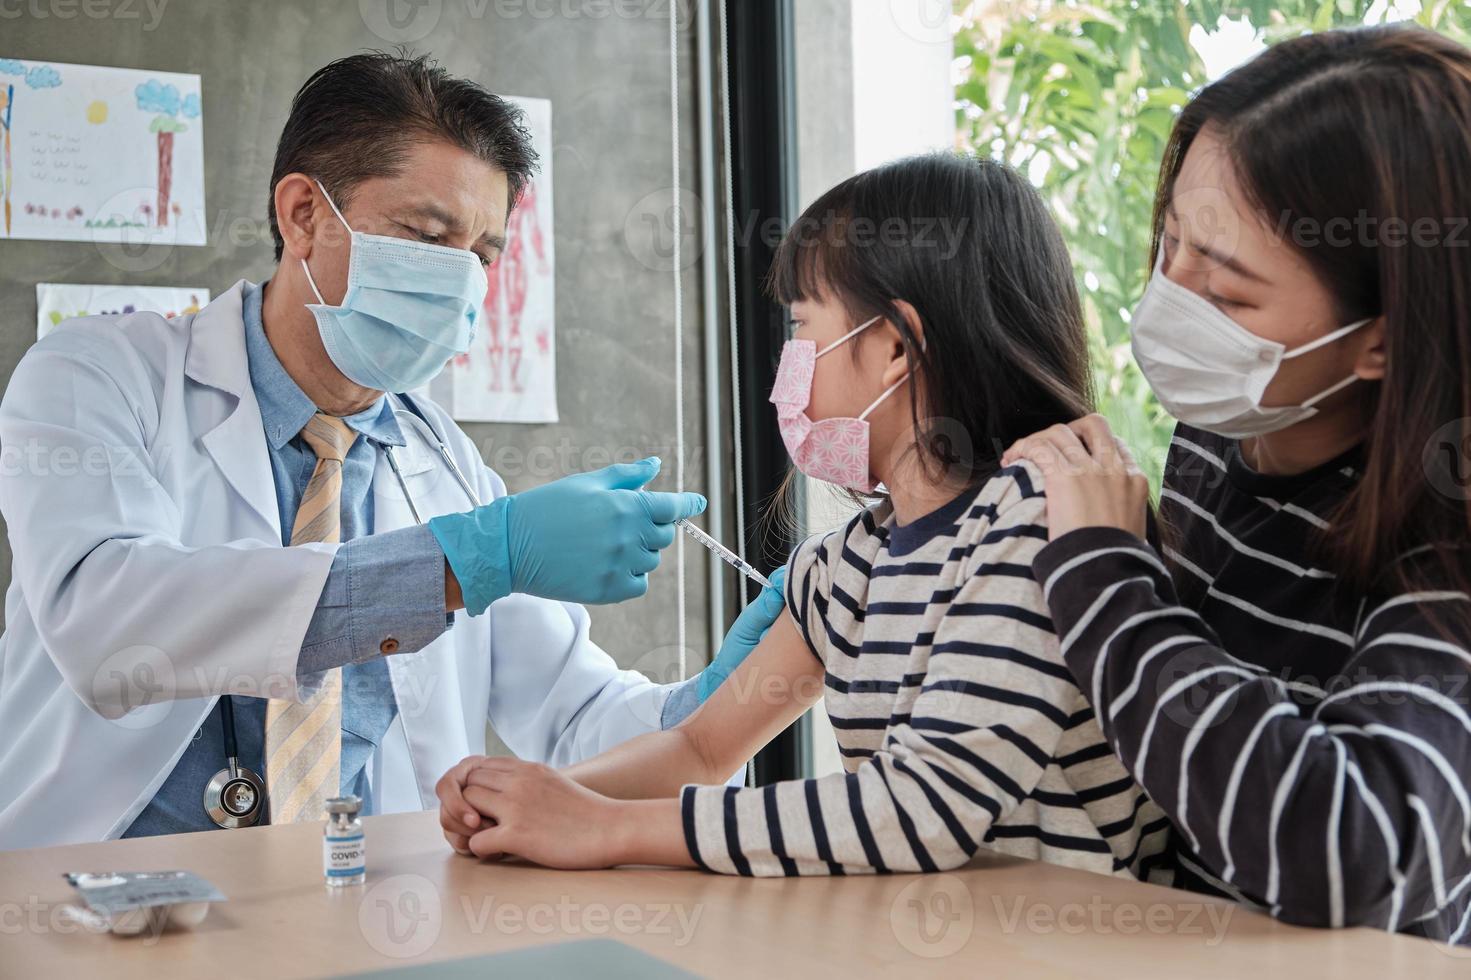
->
675 519 774 591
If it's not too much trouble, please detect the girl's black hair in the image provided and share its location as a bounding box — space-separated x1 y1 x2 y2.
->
767 152 1094 486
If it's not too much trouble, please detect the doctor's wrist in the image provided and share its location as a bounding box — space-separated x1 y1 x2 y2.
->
444 562 465 612
427 499 515 617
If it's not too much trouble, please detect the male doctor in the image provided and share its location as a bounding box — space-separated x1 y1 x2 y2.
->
0 52 782 848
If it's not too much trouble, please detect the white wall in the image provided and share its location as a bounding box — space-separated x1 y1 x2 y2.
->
851 0 955 170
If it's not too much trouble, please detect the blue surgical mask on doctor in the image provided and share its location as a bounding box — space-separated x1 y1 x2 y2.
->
300 179 488 393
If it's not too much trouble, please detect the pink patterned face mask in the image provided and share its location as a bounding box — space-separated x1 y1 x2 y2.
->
769 316 907 492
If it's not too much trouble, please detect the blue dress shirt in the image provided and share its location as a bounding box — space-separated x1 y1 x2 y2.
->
125 281 448 836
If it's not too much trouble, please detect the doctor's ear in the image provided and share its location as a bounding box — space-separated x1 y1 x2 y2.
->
274 173 327 261
880 300 926 389
1353 315 1389 382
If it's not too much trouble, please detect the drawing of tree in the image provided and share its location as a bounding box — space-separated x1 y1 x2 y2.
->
0 77 12 236
0 60 62 236
134 80 199 228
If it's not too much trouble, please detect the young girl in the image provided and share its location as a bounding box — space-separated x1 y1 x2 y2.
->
1005 26 1471 944
437 154 1172 880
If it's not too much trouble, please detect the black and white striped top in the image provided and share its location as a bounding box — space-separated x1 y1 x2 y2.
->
679 464 1174 878
1033 424 1471 945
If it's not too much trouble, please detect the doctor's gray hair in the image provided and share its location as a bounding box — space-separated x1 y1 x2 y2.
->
266 49 539 261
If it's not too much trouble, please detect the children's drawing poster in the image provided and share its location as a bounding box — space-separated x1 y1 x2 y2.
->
36 282 209 339
0 58 206 245
430 96 556 423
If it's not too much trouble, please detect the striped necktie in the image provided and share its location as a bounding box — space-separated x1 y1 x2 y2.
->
264 412 359 824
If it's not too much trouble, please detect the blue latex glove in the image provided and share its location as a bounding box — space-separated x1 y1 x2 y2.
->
696 566 788 703
428 456 706 615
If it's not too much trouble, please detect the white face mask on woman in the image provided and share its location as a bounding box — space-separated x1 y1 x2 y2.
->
1129 252 1374 440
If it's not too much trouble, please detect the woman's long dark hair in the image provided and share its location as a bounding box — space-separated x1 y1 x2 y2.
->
767 153 1094 499
1150 24 1471 603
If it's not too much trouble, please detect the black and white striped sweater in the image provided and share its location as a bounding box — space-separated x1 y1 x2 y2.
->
1034 424 1471 945
679 464 1173 879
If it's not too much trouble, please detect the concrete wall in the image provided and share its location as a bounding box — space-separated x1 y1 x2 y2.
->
793 1 955 777
795 0 855 212
0 0 712 697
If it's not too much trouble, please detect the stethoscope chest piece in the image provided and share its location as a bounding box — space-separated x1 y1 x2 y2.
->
205 695 267 829
204 762 266 829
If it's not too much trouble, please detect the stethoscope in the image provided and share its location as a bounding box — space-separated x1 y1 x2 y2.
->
203 393 482 828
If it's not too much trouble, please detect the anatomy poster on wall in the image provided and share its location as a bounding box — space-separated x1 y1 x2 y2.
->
36 282 209 339
429 95 556 423
0 58 206 245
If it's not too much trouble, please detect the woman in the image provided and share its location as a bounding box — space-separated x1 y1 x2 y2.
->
1006 25 1471 944
436 153 1174 880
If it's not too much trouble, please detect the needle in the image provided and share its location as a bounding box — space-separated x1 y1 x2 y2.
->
675 519 774 591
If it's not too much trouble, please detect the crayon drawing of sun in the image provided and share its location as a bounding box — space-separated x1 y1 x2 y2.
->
86 100 108 124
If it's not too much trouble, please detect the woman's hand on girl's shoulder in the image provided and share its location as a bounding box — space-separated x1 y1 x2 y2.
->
1001 414 1150 541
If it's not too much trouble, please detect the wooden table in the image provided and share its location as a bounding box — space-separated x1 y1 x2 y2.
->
0 810 1463 978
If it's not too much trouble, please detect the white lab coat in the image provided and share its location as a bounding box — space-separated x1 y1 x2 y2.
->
0 281 673 849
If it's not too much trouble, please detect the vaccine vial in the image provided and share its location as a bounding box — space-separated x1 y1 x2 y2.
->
323 796 366 887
